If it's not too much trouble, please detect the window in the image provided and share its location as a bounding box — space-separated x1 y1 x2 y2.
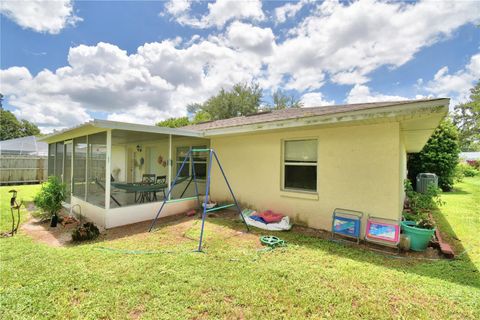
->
283 139 317 192
176 145 207 179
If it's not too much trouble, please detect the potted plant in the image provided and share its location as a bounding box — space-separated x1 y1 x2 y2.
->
401 181 441 251
34 176 66 227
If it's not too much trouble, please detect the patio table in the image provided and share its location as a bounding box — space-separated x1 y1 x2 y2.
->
111 182 167 203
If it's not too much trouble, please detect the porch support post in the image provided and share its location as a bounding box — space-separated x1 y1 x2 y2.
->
105 129 112 210
84 135 88 201
168 134 172 200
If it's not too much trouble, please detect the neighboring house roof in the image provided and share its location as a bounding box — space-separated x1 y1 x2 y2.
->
460 152 480 161
0 135 48 156
184 98 448 131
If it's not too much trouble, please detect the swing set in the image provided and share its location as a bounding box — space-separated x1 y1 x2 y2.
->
148 148 250 252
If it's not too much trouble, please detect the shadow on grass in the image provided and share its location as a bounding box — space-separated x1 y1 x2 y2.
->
203 210 480 290
445 188 470 195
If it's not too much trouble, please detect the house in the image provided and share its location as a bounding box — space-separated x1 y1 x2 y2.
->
459 152 480 161
39 98 449 235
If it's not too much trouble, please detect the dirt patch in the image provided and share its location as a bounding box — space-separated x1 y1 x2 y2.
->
21 216 79 247
20 208 445 259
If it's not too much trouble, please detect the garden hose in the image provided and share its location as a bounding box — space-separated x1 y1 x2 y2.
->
260 235 286 248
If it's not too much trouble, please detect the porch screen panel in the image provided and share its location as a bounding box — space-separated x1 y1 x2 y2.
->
55 142 64 180
176 146 190 177
192 145 207 179
87 132 106 207
73 136 87 199
48 143 55 176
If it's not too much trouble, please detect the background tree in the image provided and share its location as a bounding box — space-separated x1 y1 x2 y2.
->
196 82 262 120
270 89 303 110
0 109 41 140
156 116 191 128
452 80 480 151
20 119 41 136
192 110 212 123
407 119 460 191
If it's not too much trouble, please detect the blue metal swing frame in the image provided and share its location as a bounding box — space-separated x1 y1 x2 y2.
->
148 148 250 252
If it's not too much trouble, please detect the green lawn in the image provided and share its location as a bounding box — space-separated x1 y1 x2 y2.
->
1 178 479 319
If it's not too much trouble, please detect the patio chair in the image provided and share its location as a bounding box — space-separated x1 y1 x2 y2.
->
140 174 156 202
153 175 167 201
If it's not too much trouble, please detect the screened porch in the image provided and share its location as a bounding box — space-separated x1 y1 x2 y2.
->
45 121 209 215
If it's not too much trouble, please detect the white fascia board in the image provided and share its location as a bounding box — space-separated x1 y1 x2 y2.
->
39 119 205 143
92 119 204 137
202 99 449 137
38 121 98 143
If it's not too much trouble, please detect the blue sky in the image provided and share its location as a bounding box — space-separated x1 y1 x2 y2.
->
1 0 479 132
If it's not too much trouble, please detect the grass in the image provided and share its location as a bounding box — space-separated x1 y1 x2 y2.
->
1 178 479 319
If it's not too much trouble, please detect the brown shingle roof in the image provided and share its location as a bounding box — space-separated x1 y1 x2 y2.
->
183 98 447 131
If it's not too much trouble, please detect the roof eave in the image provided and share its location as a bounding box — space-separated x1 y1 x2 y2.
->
201 99 449 137
39 119 204 143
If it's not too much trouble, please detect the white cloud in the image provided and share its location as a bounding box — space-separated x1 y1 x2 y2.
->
226 22 275 55
163 0 265 29
1 39 264 132
164 0 191 16
274 0 310 24
424 53 480 105
3 0 479 132
346 84 408 104
266 0 480 90
0 0 81 34
300 92 335 107
330 70 369 85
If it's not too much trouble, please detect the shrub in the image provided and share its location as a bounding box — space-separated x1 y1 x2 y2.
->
33 176 66 220
403 180 442 229
466 160 480 170
407 119 460 191
72 222 100 242
456 162 479 179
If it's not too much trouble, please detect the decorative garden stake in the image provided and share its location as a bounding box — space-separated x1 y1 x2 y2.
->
9 190 22 236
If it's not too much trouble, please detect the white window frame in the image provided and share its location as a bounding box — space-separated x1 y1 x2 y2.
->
281 138 318 194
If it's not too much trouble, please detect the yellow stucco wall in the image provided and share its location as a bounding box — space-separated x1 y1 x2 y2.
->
209 122 401 233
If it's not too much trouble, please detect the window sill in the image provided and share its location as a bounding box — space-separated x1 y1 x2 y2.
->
280 190 319 201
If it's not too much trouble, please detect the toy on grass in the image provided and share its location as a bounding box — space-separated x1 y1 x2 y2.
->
365 215 400 247
331 208 363 244
149 148 250 252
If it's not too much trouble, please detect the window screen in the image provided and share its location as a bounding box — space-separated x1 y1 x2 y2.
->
73 136 87 199
48 143 56 176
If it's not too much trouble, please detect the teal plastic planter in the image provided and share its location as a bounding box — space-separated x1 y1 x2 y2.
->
401 221 435 252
